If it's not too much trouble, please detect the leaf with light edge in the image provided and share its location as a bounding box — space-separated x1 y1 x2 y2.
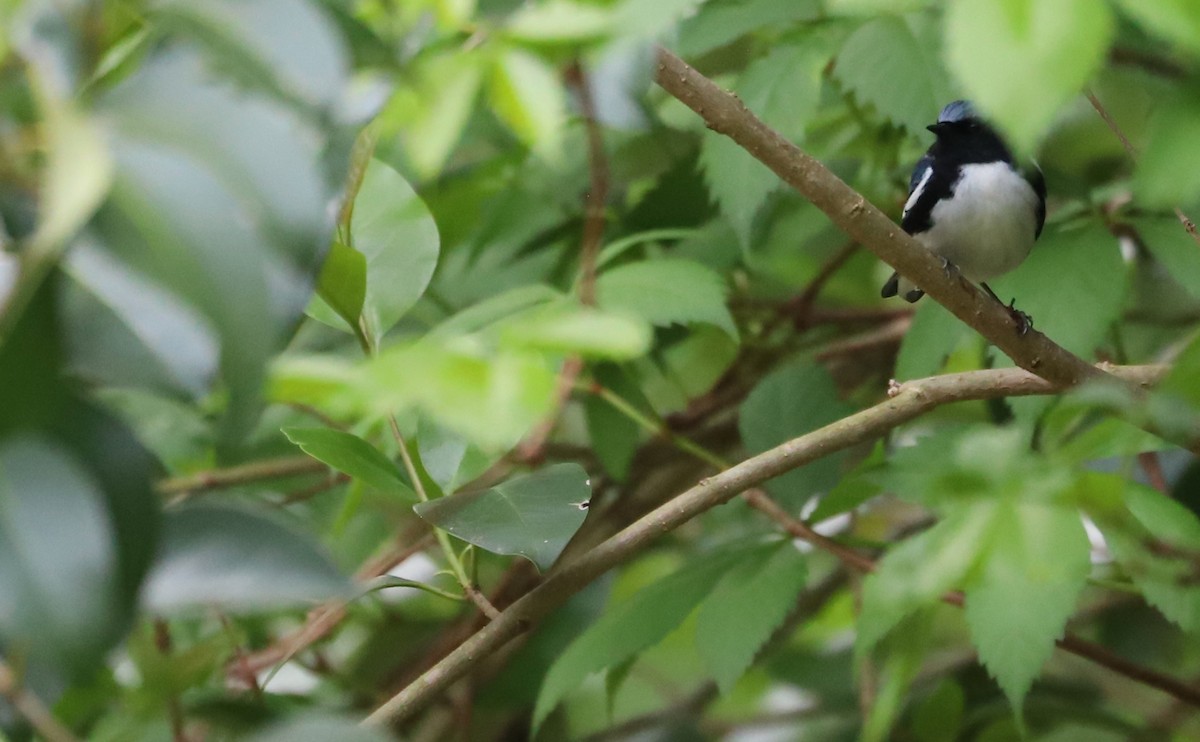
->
413 463 591 571
283 426 412 497
596 258 737 338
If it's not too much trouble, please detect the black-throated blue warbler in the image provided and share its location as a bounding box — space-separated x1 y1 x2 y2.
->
881 100 1046 330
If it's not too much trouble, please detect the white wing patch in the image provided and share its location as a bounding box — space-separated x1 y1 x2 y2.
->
903 165 933 219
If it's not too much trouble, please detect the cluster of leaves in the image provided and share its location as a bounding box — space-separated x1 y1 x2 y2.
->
3 0 1200 740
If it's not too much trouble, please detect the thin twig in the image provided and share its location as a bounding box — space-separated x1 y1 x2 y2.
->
1139 451 1170 493
154 620 188 742
0 659 82 742
363 363 1169 727
156 456 326 496
566 59 609 307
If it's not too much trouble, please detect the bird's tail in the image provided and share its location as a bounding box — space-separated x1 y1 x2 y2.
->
880 271 924 303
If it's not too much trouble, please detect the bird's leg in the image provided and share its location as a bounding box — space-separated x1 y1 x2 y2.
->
940 256 958 279
981 282 1032 336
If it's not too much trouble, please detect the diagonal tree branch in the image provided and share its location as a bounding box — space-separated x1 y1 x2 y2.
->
653 48 1105 390
363 363 1167 727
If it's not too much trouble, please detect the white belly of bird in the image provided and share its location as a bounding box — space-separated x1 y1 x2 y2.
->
918 162 1039 283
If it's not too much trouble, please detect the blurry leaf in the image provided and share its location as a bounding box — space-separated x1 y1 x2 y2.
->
417 418 470 493
350 159 440 345
95 388 213 473
63 239 218 398
741 39 829 142
695 541 808 692
991 223 1125 359
911 679 965 742
596 258 737 337
533 546 741 731
864 612 934 742
489 47 566 160
963 500 1091 717
505 1 613 42
0 436 121 675
361 340 558 450
945 0 1114 154
248 715 389 742
316 240 367 330
614 0 706 40
143 504 352 614
282 426 413 498
810 444 886 521
414 463 591 571
699 132 776 248
894 301 969 380
1133 218 1200 302
431 284 562 338
98 45 337 442
400 51 484 179
1134 95 1200 209
678 0 821 57
1112 0 1200 56
739 361 855 507
1105 483 1200 631
499 304 652 359
836 15 948 133
127 625 224 700
857 503 996 653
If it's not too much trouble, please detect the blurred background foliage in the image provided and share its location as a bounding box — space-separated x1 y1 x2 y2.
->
2 0 1200 740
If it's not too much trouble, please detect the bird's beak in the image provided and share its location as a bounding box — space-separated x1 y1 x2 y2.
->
926 123 942 134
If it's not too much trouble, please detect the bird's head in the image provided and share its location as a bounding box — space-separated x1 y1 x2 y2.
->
926 100 1010 157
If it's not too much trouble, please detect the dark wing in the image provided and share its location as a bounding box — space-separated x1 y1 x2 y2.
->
1027 165 1047 238
901 155 955 235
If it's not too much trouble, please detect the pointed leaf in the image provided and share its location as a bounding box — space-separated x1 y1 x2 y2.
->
489 47 566 159
316 240 367 330
413 463 591 571
282 426 412 497
596 258 737 337
695 542 808 692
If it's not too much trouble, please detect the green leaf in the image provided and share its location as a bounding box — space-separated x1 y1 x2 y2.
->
596 258 737 337
499 304 653 360
945 0 1114 154
740 40 829 142
857 503 997 653
1134 95 1200 209
894 300 971 380
739 361 855 507
400 51 485 179
143 504 352 614
316 240 367 330
505 1 613 43
963 500 1091 717
532 546 740 731
282 426 413 498
695 542 808 692
489 47 566 160
248 716 390 742
413 463 591 571
0 437 122 675
864 612 935 742
678 0 821 57
991 223 1125 359
699 131 776 247
585 364 647 481
911 680 966 742
836 15 948 133
614 0 707 40
350 159 440 345
1133 218 1200 302
1105 483 1200 631
1112 0 1200 56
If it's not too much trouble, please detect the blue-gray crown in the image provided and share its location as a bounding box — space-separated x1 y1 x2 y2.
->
937 100 977 124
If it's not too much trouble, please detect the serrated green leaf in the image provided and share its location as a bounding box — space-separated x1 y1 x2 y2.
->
739 361 855 507
945 0 1114 154
740 40 829 142
678 0 821 57
963 500 1091 718
836 15 947 133
596 258 737 337
489 47 566 160
142 504 352 614
1134 95 1200 209
894 300 971 380
316 240 367 329
414 463 590 571
700 131 776 247
1112 0 1200 56
695 542 808 692
858 503 996 654
532 546 741 731
614 0 706 40
350 159 440 345
282 426 412 497
991 223 1125 359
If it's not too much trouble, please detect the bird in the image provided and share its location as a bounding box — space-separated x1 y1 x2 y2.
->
881 100 1046 330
